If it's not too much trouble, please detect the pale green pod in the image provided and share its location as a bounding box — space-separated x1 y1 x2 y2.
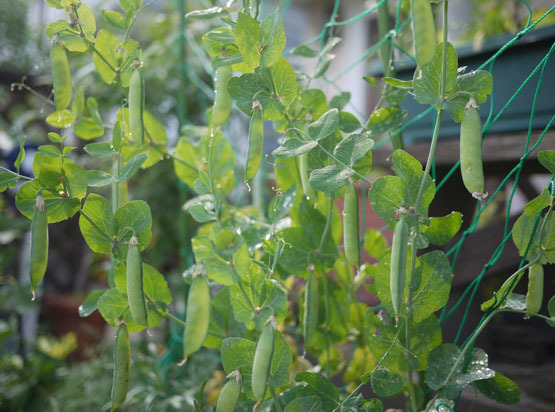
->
183 275 210 358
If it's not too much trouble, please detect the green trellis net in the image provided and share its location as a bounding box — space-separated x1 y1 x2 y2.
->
164 0 555 405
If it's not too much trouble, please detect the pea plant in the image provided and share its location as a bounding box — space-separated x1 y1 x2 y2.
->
1 0 555 411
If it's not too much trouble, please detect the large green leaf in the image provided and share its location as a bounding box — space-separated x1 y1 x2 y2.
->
260 10 286 67
234 12 262 72
512 212 555 264
445 70 493 122
366 107 409 136
79 194 118 254
272 139 317 158
15 180 80 223
368 176 405 227
422 212 462 246
370 368 404 397
114 200 152 253
309 165 354 192
307 109 339 141
284 396 322 412
538 150 555 173
204 288 246 349
334 133 374 166
471 372 521 405
93 29 120 84
294 372 340 410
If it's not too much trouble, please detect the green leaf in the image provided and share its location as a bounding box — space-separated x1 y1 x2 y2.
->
84 142 116 158
0 172 18 191
284 396 322 412
301 89 328 120
524 189 551 216
424 343 462 390
234 12 261 72
329 92 351 110
413 42 458 107
368 176 405 226
74 117 105 140
272 139 318 158
45 110 75 128
422 212 462 246
269 330 293 389
363 229 388 259
292 45 319 58
118 153 147 183
102 9 126 29
79 194 117 254
295 372 340 410
120 109 168 168
221 337 256 374
93 29 120 84
114 200 152 252
87 170 114 187
370 368 404 397
192 237 236 285
202 28 235 58
538 150 555 173
471 372 521 405
260 10 286 67
72 89 85 116
367 107 409 136
309 165 354 193
338 112 361 133
512 212 555 264
313 54 334 78
307 109 339 141
97 288 149 333
364 398 384 412
185 6 223 20
14 137 25 174
382 77 413 89
204 288 246 349
548 295 555 318
334 133 373 166
445 70 493 122
38 145 61 158
76 2 96 39
78 290 106 317
120 0 141 15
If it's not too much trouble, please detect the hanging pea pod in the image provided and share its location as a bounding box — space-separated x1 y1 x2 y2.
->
50 42 72 110
460 98 487 200
526 264 544 314
183 275 210 358
390 215 409 317
210 65 233 127
299 153 316 201
126 236 148 327
245 101 264 182
216 371 242 412
252 317 275 400
411 0 436 67
129 68 145 146
111 323 131 411
29 194 48 297
303 270 319 349
343 182 360 267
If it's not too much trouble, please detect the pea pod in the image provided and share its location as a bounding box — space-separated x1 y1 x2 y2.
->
303 271 319 349
460 98 486 200
210 65 233 127
343 182 360 267
390 215 409 317
111 324 131 411
30 195 48 296
50 42 72 110
526 264 544 314
299 153 316 201
126 236 148 328
129 68 145 146
411 0 436 67
252 319 275 400
183 275 210 358
216 372 241 412
245 102 264 182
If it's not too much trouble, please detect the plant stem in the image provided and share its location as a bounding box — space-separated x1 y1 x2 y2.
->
319 197 334 253
0 166 33 181
323 275 331 376
270 385 283 412
405 237 419 412
10 82 55 107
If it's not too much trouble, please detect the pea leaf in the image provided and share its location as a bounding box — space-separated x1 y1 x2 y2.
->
481 270 525 311
118 153 147 183
87 170 114 187
445 70 493 122
284 396 322 412
114 200 152 253
78 290 106 317
422 211 462 246
367 107 409 136
424 344 462 390
74 118 105 140
84 142 116 158
78 193 118 254
46 110 76 128
272 139 317 158
301 89 328 120
338 112 361 133
363 229 388 259
234 12 261 72
309 165 354 192
260 10 286 67
97 287 157 333
538 150 555 173
307 109 339 141
102 9 126 29
120 109 168 168
471 372 521 405
413 42 458 107
14 137 25 174
204 288 246 349
368 176 405 226
329 92 351 110
382 77 413 89
512 212 555 264
334 133 374 166
0 172 18 191
93 29 120 84
523 189 551 216
294 372 340 410
185 6 223 20
370 368 404 397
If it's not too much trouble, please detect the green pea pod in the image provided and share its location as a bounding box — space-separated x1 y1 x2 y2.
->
411 0 436 67
111 324 131 411
460 99 487 200
299 153 316 201
216 373 241 412
245 102 264 182
129 68 145 146
526 264 544 314
303 271 319 349
390 215 409 317
30 195 48 297
343 182 360 267
183 275 210 358
252 319 275 400
210 65 233 127
50 42 72 110
126 236 148 327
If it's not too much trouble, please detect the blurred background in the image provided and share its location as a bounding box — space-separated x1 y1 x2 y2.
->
0 1 554 411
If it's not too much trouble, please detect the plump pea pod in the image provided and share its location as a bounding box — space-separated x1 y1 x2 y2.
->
303 271 319 349
210 65 233 127
299 153 316 201
30 195 48 297
183 275 210 358
129 68 145 146
111 324 131 411
526 264 544 314
460 98 487 200
50 42 72 110
252 318 275 400
390 215 409 317
411 0 436 67
343 182 360 267
245 102 264 182
126 236 148 327
216 372 241 412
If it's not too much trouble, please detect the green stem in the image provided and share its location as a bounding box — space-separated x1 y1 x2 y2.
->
323 275 331 376
10 82 55 107
270 385 283 412
112 153 120 213
405 236 419 412
319 197 334 253
163 309 225 338
0 166 33 181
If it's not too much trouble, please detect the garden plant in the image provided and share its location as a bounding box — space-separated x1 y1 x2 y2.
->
1 0 555 411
